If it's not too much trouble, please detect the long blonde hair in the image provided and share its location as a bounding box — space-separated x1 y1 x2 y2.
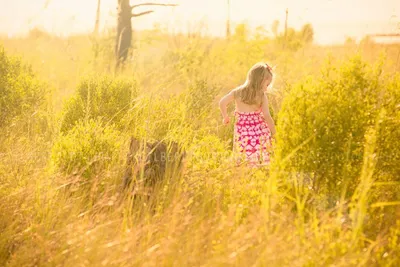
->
234 62 273 106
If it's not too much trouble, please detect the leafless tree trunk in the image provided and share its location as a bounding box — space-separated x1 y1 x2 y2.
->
94 0 101 35
115 1 177 71
92 0 102 61
284 8 288 47
115 0 132 70
226 0 231 38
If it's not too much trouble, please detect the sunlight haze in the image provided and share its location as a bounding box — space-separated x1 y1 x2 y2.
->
0 0 399 44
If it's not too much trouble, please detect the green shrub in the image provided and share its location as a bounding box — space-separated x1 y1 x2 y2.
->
185 79 219 123
275 56 400 201
0 46 50 136
375 75 400 178
60 75 137 133
51 119 122 178
188 134 230 171
121 93 192 143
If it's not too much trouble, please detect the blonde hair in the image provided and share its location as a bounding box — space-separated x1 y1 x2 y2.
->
234 62 273 106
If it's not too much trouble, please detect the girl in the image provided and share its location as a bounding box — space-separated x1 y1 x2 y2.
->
219 62 276 166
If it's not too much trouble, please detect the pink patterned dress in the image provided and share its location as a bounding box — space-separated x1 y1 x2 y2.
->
233 110 273 166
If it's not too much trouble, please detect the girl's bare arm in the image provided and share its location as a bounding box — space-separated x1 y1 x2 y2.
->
261 94 276 136
219 90 235 120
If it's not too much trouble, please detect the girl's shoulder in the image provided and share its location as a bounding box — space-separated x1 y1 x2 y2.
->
232 85 244 98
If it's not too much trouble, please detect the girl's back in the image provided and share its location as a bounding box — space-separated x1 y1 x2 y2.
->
233 87 263 113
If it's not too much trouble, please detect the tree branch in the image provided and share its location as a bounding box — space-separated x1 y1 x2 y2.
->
131 3 178 9
131 10 154 17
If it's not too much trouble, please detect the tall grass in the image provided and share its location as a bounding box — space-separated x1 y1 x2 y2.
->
0 27 399 266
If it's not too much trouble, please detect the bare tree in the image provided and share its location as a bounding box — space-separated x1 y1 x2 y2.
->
115 0 177 70
94 0 101 35
283 8 289 47
284 8 288 46
226 0 231 38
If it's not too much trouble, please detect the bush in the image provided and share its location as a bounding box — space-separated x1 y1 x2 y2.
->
188 134 230 171
51 119 122 178
0 46 50 136
275 56 400 202
121 93 192 143
185 79 219 127
61 75 137 133
375 75 400 178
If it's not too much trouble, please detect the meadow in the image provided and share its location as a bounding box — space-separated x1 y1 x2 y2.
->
0 25 400 266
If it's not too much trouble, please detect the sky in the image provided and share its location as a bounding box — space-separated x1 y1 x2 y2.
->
0 0 399 44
